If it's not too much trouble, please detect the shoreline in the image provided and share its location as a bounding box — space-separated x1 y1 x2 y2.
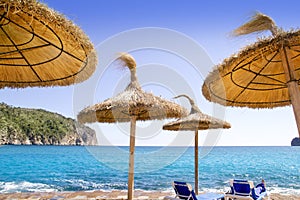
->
0 190 300 200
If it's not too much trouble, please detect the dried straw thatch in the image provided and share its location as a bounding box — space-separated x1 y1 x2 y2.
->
202 12 300 109
163 110 231 131
233 12 279 36
163 94 231 131
0 0 97 88
77 53 188 123
77 85 188 123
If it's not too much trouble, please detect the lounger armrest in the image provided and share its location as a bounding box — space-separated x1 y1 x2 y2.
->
229 179 234 186
248 181 255 188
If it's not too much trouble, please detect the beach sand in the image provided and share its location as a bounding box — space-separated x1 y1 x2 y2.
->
0 190 299 200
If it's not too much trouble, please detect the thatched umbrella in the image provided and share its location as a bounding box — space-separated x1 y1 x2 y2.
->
163 94 231 194
202 12 300 143
77 53 188 200
0 0 97 88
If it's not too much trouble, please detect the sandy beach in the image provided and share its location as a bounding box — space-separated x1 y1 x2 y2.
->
0 190 299 200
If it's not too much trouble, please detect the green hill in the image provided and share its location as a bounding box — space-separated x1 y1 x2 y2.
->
0 103 97 145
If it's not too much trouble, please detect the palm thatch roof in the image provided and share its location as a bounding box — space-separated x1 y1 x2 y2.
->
77 53 188 123
0 0 97 88
202 12 300 108
163 94 231 131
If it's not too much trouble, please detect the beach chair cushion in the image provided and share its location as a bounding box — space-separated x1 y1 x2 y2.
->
233 179 252 196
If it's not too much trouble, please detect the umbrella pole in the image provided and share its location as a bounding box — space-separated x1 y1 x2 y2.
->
194 129 199 195
128 116 137 200
281 47 300 138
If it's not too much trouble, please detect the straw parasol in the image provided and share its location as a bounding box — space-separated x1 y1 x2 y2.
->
163 94 231 194
202 12 300 142
0 0 97 88
77 53 188 200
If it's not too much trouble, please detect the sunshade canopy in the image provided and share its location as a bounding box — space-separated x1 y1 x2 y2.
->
202 12 300 109
78 53 187 124
0 0 97 88
202 29 300 108
77 85 187 123
202 12 300 140
163 112 231 131
163 94 231 131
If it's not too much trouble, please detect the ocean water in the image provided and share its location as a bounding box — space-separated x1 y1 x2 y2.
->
0 145 300 195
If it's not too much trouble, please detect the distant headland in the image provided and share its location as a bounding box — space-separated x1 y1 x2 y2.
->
0 103 97 146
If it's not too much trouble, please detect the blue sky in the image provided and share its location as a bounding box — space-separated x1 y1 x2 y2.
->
1 0 300 146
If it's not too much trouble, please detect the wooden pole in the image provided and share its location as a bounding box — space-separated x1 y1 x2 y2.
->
128 116 137 200
281 46 300 138
194 129 199 195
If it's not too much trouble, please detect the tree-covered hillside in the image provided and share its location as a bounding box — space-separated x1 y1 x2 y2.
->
0 103 97 145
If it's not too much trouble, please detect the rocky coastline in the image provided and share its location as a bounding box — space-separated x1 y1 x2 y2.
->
0 103 97 146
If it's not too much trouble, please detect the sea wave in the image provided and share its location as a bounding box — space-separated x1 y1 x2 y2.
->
1 181 300 196
50 178 128 191
267 187 300 195
0 181 57 193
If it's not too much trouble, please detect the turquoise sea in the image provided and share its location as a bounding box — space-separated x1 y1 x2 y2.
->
0 145 299 195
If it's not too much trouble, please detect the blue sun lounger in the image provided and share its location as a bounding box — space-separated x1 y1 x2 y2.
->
164 181 224 200
224 179 267 200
